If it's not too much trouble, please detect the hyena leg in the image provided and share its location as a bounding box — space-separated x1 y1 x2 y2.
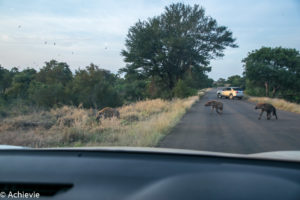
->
219 107 223 114
211 106 214 113
216 107 222 114
258 110 264 120
273 109 278 120
267 111 271 120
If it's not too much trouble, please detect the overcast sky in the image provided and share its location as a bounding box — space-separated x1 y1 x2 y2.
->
0 0 299 80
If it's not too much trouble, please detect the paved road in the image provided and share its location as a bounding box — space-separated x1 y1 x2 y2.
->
159 89 300 154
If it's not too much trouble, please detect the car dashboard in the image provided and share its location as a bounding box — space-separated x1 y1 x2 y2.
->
0 148 299 200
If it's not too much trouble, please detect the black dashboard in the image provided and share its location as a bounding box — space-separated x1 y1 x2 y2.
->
0 148 299 200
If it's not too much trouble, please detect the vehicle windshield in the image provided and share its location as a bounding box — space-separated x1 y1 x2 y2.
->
0 0 300 159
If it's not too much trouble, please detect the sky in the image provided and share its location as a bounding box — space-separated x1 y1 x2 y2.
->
0 0 299 80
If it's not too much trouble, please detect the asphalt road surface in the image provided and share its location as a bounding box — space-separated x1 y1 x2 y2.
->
159 89 300 154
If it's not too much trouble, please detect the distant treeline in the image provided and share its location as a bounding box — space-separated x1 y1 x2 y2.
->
214 47 300 103
0 59 213 116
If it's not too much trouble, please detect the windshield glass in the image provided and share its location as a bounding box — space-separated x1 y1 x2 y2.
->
0 0 300 159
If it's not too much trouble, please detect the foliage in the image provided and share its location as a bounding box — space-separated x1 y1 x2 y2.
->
0 61 124 110
70 64 122 109
0 65 14 97
28 81 65 107
214 78 227 87
173 79 197 98
226 75 245 88
5 68 36 99
243 47 300 102
120 3 237 97
35 60 73 86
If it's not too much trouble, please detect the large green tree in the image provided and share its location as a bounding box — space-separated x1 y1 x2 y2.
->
70 64 122 109
35 60 73 86
27 60 73 107
226 75 245 88
121 3 237 95
243 47 300 100
5 68 36 99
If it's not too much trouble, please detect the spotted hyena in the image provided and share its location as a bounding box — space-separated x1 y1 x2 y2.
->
205 100 223 114
96 107 120 122
255 103 278 120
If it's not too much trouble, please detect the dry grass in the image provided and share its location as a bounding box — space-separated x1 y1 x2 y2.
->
0 89 207 148
248 96 300 114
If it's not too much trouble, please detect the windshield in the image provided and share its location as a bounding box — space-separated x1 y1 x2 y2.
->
0 0 300 159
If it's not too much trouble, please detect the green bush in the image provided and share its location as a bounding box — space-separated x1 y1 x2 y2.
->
173 79 197 98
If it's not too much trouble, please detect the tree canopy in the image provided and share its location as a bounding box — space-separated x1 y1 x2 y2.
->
120 3 237 96
243 47 300 101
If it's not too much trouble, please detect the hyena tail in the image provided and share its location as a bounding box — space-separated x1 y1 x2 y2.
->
273 107 278 120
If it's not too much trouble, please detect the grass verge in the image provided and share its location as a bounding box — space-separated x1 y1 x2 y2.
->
0 89 208 148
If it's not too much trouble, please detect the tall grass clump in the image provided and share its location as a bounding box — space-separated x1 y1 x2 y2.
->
0 89 208 148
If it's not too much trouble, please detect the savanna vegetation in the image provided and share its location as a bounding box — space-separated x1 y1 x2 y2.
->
0 90 206 147
3 3 298 147
0 3 237 118
0 3 238 147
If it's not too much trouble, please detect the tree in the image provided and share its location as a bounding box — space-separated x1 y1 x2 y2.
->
0 65 13 96
5 68 36 99
118 66 148 101
28 81 65 107
71 64 122 109
120 3 237 96
214 78 227 87
183 66 213 89
36 60 73 86
226 75 245 88
243 47 300 100
173 79 197 98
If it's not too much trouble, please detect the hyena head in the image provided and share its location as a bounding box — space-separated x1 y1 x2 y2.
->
255 103 264 109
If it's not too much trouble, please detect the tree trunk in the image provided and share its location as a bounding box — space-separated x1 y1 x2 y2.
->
264 81 269 97
271 86 280 98
167 72 174 90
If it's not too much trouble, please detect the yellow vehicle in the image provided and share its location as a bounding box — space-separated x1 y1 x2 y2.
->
219 87 244 100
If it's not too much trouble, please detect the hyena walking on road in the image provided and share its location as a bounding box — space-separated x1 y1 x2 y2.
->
205 100 223 114
255 103 278 120
96 107 120 122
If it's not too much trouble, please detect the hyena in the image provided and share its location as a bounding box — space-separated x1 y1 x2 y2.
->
205 100 223 114
255 103 278 120
96 107 120 122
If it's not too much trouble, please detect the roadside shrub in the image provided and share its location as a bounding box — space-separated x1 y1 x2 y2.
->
173 79 197 98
